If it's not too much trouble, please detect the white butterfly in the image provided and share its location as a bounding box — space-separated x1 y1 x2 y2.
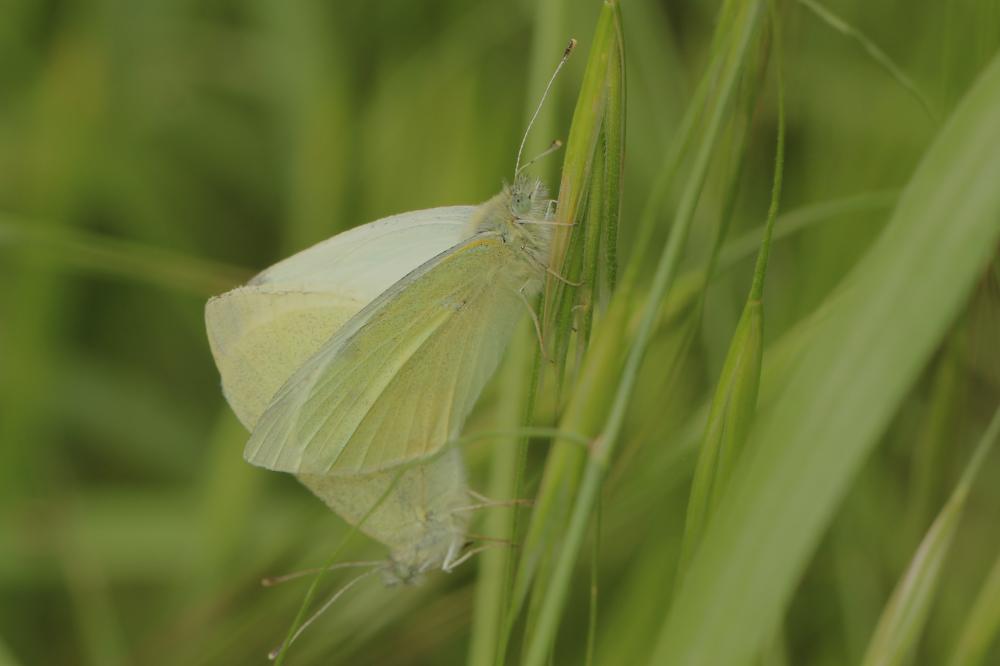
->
206 177 553 582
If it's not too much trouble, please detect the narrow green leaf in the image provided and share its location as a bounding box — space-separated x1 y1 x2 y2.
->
0 219 250 297
861 406 1000 666
653 51 1000 666
576 132 607 367
680 14 785 573
520 3 768 664
600 6 626 295
504 2 627 649
797 0 937 122
905 334 967 545
680 300 763 573
467 324 534 666
543 3 616 337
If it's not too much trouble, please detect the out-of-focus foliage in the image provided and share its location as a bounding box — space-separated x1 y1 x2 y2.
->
1 1 999 665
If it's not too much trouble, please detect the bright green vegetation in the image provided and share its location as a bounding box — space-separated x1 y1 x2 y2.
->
2 1 1000 665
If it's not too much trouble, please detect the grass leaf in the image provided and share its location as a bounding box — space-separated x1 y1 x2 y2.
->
861 406 1000 666
653 50 1000 666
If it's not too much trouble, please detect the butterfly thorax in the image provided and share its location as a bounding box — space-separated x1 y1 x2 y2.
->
465 176 554 278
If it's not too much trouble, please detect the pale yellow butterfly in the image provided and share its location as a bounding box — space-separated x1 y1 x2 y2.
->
205 40 573 589
206 178 557 580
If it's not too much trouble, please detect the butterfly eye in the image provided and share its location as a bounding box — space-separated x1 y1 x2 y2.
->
511 191 533 217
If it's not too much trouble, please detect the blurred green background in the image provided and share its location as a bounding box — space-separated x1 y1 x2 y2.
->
2 1 999 664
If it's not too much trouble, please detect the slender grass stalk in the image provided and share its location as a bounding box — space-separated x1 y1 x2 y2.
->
542 2 619 365
585 496 601 666
621 0 760 294
469 5 576 659
521 5 767 664
905 333 967 546
747 51 785 304
707 2 785 515
679 5 784 575
469 322 587 666
577 133 607 368
493 344 544 666
653 50 1000 666
860 405 1000 666
597 5 625 299
618 32 719 292
716 190 896 269
0 219 250 296
450 427 591 450
500 6 627 660
797 0 937 122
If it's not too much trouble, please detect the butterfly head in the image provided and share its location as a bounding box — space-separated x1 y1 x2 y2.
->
508 175 549 219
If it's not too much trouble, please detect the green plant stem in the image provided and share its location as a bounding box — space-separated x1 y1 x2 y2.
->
451 427 591 450
797 0 937 122
468 325 533 666
654 50 1000 666
521 5 766 665
749 33 785 302
861 405 1000 666
0 219 250 296
502 3 626 655
493 345 544 666
585 496 602 666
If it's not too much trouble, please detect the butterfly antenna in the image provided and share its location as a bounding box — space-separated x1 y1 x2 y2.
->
514 38 577 177
261 560 384 587
516 139 564 177
267 568 378 661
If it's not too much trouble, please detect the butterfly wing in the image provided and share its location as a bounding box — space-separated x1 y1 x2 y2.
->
298 446 470 569
244 233 536 476
205 206 472 429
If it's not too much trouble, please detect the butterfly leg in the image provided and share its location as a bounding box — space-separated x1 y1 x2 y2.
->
518 218 574 227
267 568 377 659
545 199 556 220
465 488 534 508
517 284 550 363
450 495 534 514
441 538 464 573
546 266 583 287
445 542 509 571
260 559 383 587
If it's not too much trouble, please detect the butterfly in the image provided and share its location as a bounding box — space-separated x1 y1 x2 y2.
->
205 36 577 592
206 173 560 583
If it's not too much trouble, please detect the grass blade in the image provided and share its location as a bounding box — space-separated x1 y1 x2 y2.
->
680 17 785 573
797 0 937 122
653 51 1000 665
520 3 768 664
0 218 250 296
502 4 627 653
860 406 1000 666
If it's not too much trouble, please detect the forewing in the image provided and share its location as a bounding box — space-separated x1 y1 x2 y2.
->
250 206 472 299
244 235 529 475
205 206 471 429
